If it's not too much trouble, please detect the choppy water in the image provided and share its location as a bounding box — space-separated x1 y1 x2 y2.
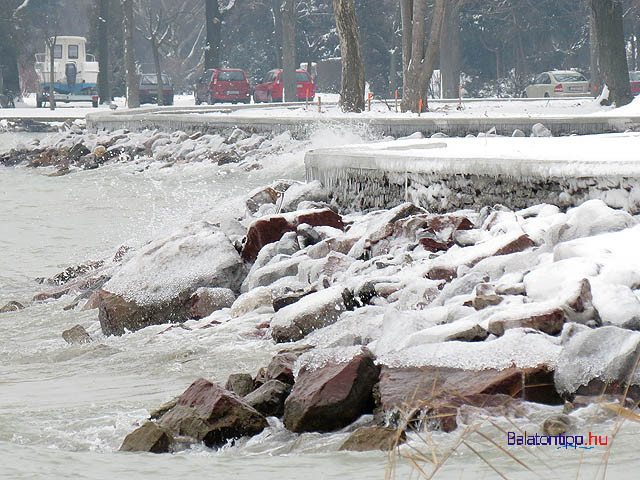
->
1 131 640 479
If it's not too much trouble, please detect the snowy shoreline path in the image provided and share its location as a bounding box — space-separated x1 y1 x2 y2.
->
83 96 640 137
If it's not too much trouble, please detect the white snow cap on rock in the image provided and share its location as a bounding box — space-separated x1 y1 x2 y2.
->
104 221 243 305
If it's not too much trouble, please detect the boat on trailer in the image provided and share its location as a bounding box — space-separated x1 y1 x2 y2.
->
34 36 99 107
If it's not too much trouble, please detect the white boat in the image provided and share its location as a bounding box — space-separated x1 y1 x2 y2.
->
34 36 99 107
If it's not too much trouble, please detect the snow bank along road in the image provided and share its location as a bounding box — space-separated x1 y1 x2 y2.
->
83 96 640 137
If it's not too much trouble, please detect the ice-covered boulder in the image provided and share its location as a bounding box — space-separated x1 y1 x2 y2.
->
279 180 329 212
283 347 379 432
241 208 344 262
241 254 306 293
98 222 244 336
188 287 235 319
557 200 635 243
230 287 273 317
270 286 356 343
554 325 640 400
245 185 279 214
377 363 561 432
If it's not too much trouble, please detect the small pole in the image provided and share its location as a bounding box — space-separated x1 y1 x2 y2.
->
318 96 321 113
458 84 462 109
306 88 309 106
418 98 423 117
394 90 398 113
367 92 372 112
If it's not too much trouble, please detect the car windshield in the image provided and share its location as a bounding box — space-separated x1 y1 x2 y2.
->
553 73 586 82
296 72 311 82
141 74 171 85
630 72 640 82
218 71 245 82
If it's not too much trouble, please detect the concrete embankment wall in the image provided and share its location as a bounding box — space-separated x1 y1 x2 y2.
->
305 137 640 214
87 109 640 138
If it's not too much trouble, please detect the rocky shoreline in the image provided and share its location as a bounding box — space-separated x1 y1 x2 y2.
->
3 128 640 456
0 124 293 174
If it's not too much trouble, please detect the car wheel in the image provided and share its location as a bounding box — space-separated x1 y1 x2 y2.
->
544 92 550 98
92 100 98 108
521 91 528 98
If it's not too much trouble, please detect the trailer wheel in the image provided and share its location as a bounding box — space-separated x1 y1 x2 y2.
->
92 100 98 108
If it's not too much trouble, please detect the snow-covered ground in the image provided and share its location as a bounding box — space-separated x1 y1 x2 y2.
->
6 92 640 122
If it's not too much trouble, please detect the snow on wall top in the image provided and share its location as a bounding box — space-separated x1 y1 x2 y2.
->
305 133 640 179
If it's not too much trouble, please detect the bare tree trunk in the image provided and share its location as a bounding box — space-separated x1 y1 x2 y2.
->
272 0 283 69
400 0 412 80
46 37 57 110
205 0 221 70
590 7 601 94
282 0 297 102
440 1 461 99
0 10 20 103
152 38 164 106
123 0 139 108
388 1 401 96
401 0 446 112
98 0 112 104
332 0 364 112
590 0 632 106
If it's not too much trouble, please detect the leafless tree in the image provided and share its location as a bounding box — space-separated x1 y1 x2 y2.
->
400 0 446 112
44 33 58 110
332 0 364 112
122 0 139 108
204 0 236 70
135 0 173 105
590 0 632 105
282 0 297 101
97 0 112 104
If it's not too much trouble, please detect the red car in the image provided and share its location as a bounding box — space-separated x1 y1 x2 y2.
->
630 71 640 95
194 68 251 104
253 69 315 103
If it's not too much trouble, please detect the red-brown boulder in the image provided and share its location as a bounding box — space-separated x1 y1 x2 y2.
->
158 378 268 448
283 349 380 433
241 208 344 262
377 365 562 432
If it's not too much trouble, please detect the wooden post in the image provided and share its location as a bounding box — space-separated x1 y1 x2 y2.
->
418 98 423 116
318 96 322 113
394 90 398 113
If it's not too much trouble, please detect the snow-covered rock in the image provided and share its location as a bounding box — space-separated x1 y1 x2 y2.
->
98 222 244 335
554 325 640 400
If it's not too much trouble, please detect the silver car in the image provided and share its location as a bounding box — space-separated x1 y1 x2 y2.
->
523 71 591 98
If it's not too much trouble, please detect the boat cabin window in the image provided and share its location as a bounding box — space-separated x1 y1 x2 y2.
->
68 45 79 59
54 45 63 59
